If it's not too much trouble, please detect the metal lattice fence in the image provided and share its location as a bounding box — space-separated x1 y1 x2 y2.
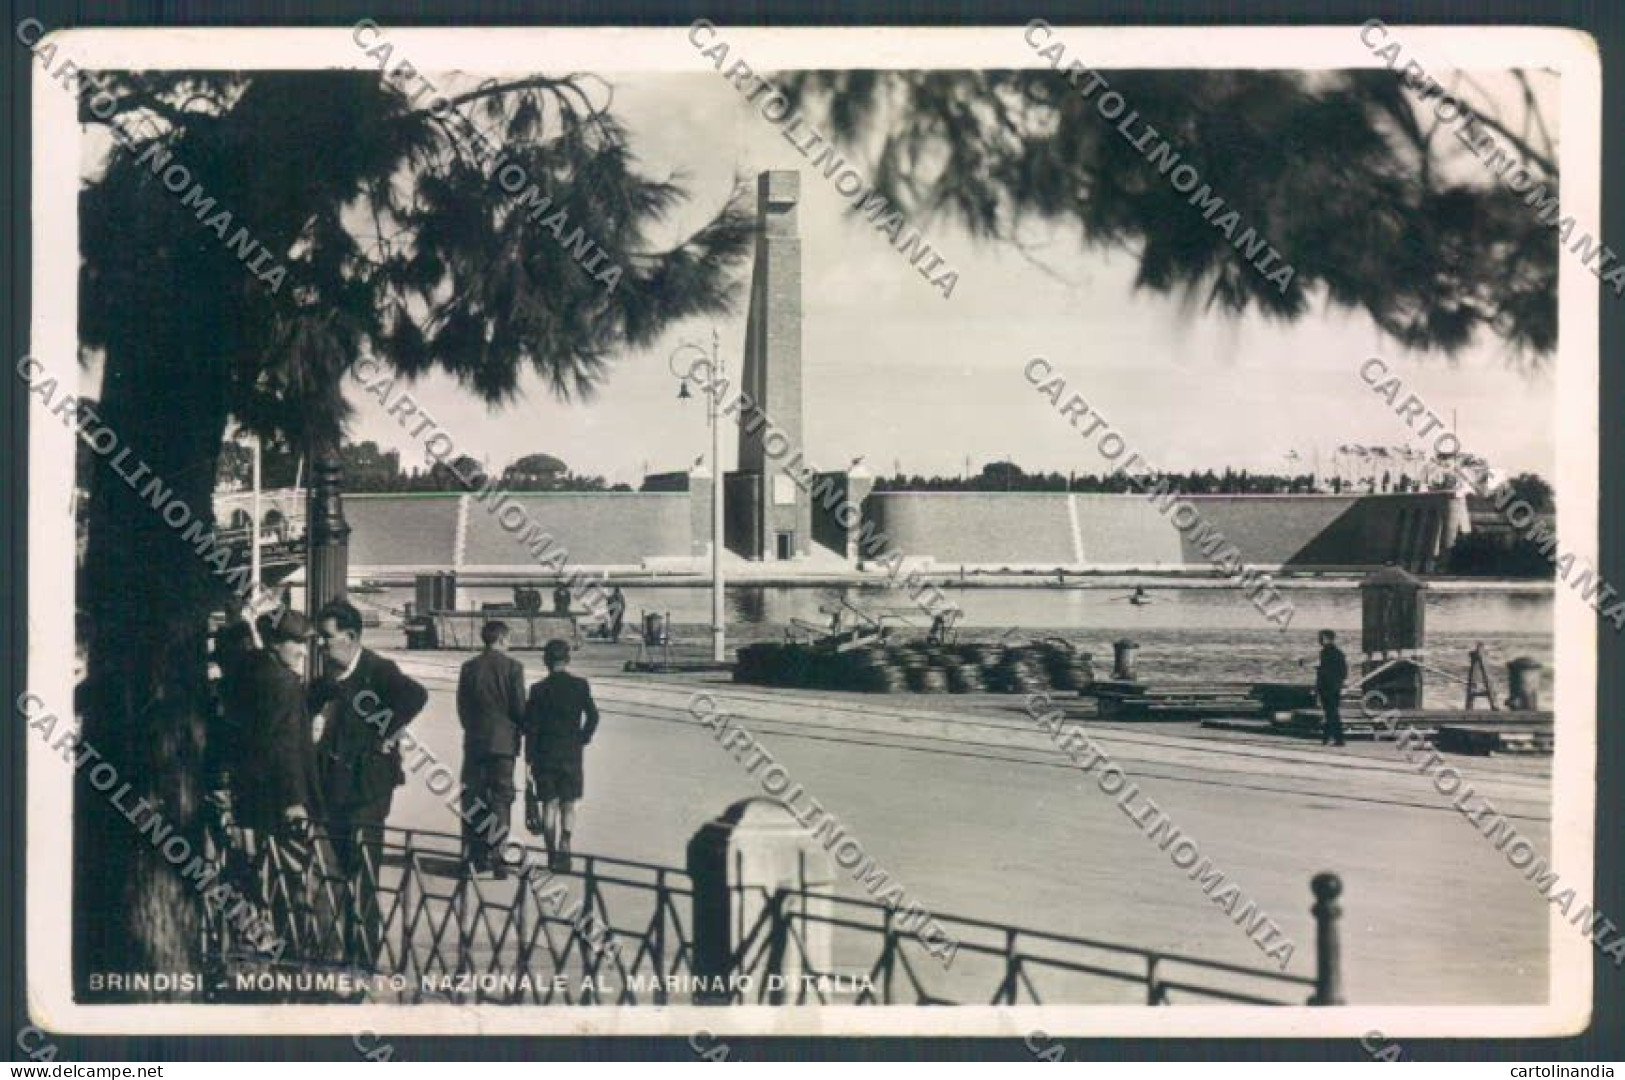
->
199 822 1335 1007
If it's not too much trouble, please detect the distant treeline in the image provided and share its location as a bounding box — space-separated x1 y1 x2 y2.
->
875 462 1323 494
1448 476 1558 577
214 439 632 493
1446 531 1557 578
874 462 1554 501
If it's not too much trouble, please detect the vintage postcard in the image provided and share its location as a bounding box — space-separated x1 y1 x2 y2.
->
19 21 1603 1040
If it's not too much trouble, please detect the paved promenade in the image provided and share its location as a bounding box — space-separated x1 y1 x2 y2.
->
375 642 1552 1006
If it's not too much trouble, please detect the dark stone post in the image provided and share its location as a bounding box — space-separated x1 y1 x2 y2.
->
688 799 833 1004
1507 657 1545 711
1309 872 1345 1005
306 455 351 617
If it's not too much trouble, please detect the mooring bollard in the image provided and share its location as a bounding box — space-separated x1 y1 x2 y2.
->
1507 657 1544 711
687 798 835 1004
1111 638 1139 682
1309 871 1345 1006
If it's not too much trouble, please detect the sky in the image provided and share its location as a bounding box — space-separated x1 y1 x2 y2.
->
86 68 1564 487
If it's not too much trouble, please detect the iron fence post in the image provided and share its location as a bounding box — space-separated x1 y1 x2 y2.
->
456 871 473 977
654 867 668 1005
582 858 601 1004
1000 928 1019 1004
512 871 527 1004
1309 872 1345 1005
399 831 414 994
881 908 895 1004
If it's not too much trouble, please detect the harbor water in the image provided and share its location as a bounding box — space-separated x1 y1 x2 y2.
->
346 583 1554 704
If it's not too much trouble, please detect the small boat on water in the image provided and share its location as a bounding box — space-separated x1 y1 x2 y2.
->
350 580 389 595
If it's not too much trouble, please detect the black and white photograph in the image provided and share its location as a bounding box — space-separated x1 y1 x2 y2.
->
13 18 1608 1045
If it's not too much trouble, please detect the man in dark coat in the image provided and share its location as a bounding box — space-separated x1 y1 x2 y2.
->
222 609 323 949
310 599 427 965
456 621 526 876
523 639 599 872
205 607 260 860
225 609 322 835
310 600 428 875
1316 629 1350 747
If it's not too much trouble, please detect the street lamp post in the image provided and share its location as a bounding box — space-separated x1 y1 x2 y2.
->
673 331 727 664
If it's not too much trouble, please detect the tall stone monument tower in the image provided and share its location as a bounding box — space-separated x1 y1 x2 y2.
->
734 170 809 560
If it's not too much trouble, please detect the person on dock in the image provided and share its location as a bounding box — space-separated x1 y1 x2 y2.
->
522 639 600 872
456 621 527 878
552 580 572 616
310 599 428 963
1315 629 1349 747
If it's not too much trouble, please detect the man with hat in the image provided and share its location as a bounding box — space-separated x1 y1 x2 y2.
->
225 608 323 837
221 608 324 948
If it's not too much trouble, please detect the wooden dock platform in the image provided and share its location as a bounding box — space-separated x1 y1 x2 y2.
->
1079 678 1554 756
1087 681 1268 721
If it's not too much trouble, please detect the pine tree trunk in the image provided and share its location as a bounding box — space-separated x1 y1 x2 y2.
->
76 325 228 1000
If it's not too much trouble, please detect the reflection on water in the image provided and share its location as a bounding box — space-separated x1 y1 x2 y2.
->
731 585 767 625
590 584 1553 637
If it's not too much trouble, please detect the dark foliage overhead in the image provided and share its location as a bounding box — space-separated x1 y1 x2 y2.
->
81 69 756 453
71 67 757 994
782 68 1558 361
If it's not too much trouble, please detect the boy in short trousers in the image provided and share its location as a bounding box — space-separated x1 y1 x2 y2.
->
523 639 599 871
